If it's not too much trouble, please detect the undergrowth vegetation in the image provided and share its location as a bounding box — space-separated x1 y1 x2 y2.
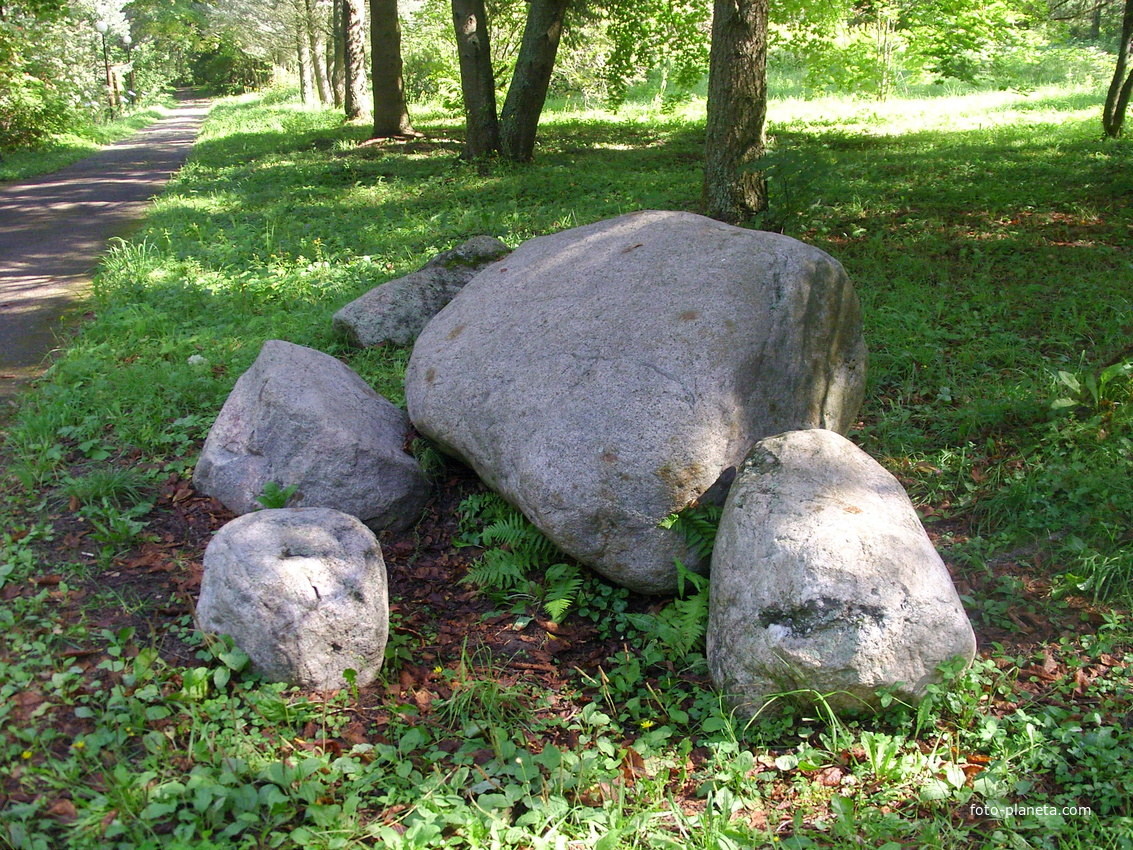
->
2 83 1132 847
0 101 177 184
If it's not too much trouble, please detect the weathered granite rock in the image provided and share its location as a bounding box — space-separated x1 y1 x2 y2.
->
406 211 867 594
333 236 511 347
196 508 389 689
194 339 428 532
707 429 977 716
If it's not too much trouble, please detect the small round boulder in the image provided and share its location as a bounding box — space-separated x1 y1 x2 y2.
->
197 508 389 690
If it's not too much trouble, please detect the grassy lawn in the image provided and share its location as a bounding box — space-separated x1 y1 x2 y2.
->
1 83 1132 848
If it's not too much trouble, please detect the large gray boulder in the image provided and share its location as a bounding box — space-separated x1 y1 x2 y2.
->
406 211 867 594
707 429 977 716
194 340 428 532
332 236 511 347
197 508 389 689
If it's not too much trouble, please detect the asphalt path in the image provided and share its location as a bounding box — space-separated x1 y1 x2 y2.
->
0 98 209 404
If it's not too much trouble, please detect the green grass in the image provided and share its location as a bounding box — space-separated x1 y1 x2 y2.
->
2 84 1133 848
0 101 176 184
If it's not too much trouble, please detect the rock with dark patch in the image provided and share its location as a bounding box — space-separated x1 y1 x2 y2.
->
196 508 389 689
406 211 867 594
707 429 976 715
333 236 511 347
194 339 428 531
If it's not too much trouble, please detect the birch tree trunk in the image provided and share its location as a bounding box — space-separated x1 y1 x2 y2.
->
345 0 369 118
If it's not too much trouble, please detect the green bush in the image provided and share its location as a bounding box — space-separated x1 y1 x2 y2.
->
0 71 71 151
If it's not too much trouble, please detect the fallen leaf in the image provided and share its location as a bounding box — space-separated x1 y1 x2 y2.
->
620 747 646 785
815 766 844 787
48 799 78 821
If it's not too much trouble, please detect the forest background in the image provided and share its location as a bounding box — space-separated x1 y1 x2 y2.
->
1 0 1130 162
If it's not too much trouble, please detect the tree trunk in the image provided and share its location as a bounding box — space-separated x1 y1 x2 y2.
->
345 0 370 118
307 0 333 104
452 0 500 157
332 0 345 107
498 0 569 162
1103 0 1133 137
297 25 316 105
370 0 415 136
703 0 769 224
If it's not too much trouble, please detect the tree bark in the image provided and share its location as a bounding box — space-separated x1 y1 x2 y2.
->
297 23 316 105
332 0 345 107
370 0 415 136
452 0 500 157
307 0 333 103
498 0 569 162
1103 0 1133 137
345 0 370 119
703 0 769 224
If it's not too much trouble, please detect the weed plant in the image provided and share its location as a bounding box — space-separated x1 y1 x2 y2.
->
2 84 1133 847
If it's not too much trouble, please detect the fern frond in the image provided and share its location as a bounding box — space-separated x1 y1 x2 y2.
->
542 562 584 623
662 503 723 560
625 559 710 659
456 491 582 620
463 548 527 592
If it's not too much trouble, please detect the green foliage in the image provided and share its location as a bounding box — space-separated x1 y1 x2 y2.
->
409 436 448 481
603 0 710 107
435 644 535 737
623 560 710 660
1050 360 1133 416
457 493 583 623
0 70 70 150
78 498 152 551
254 480 299 510
659 502 722 560
190 31 271 94
62 467 151 508
772 0 1065 97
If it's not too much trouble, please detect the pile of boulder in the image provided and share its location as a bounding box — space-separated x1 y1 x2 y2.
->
193 210 975 711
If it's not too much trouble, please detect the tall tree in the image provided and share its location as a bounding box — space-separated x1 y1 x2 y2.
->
1104 0 1133 136
296 15 316 103
370 0 414 136
344 0 369 118
306 0 333 103
331 0 345 105
451 0 499 157
703 0 769 224
498 0 570 161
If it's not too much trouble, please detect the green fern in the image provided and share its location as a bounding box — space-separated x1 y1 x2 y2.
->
464 547 528 593
457 493 583 623
542 562 584 623
659 503 723 560
624 560 710 660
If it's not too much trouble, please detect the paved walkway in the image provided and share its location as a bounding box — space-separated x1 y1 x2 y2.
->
0 98 209 404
